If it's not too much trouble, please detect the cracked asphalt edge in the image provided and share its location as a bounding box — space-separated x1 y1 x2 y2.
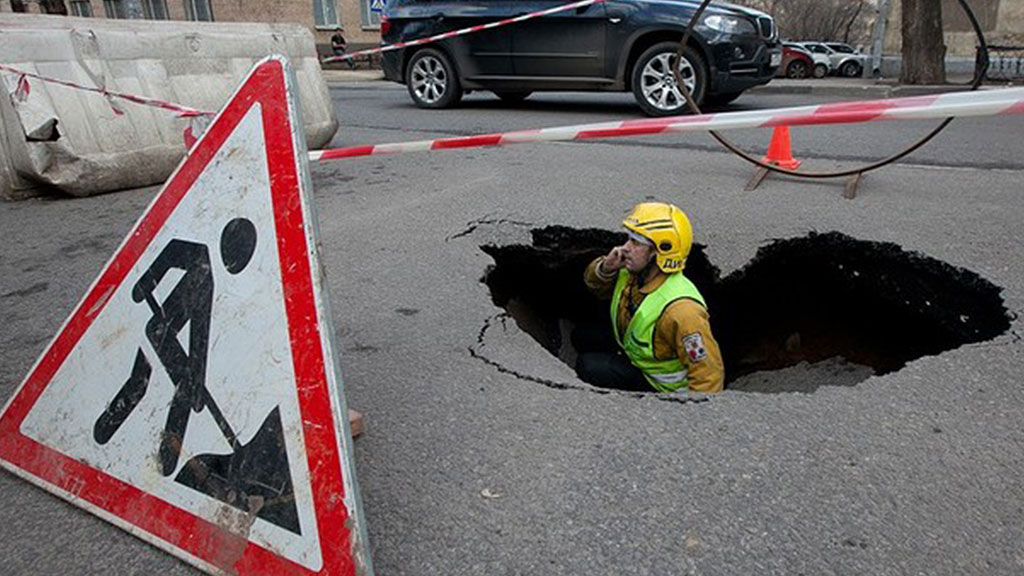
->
468 313 712 406
446 216 535 242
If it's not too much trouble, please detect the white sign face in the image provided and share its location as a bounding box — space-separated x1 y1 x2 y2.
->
0 57 369 576
21 102 323 567
370 0 386 13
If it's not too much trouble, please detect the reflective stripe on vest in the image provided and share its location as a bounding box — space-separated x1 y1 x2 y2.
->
610 269 707 393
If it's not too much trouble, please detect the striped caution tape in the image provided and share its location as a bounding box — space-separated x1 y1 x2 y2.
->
0 63 215 118
3 58 1020 163
322 0 607 64
308 87 1024 161
0 1 607 116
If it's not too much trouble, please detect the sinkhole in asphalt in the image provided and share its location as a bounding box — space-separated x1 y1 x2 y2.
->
481 227 1010 393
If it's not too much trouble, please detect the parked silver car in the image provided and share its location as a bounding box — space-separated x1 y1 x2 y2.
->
799 41 865 77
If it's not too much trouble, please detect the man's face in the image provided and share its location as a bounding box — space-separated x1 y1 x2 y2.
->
622 237 655 273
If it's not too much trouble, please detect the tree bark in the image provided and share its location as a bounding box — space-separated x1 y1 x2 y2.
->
901 0 946 84
842 1 865 44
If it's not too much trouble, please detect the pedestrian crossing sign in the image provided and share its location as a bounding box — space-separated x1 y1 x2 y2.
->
370 0 385 13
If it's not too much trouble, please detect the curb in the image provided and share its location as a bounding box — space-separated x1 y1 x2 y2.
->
321 70 1015 98
750 83 891 98
321 70 385 83
751 77 1008 98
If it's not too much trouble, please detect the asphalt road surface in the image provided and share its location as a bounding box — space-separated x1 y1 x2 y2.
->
1 81 1024 575
328 82 1024 172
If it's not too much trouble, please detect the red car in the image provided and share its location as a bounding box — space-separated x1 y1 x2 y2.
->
776 43 814 79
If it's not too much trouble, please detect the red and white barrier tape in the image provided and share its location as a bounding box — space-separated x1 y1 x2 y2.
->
4 57 1021 164
322 0 606 64
308 88 1024 162
0 63 214 118
1 0 604 117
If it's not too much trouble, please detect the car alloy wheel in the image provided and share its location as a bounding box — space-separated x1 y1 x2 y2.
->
786 60 809 79
411 56 447 104
406 48 462 109
632 42 706 117
840 61 861 78
813 63 828 78
641 53 694 110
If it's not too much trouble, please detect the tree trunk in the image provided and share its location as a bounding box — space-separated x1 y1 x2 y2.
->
842 1 865 44
901 0 946 84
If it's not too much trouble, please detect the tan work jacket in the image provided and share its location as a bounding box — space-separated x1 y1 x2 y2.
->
584 256 724 393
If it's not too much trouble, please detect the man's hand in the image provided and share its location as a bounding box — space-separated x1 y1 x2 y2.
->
599 244 628 275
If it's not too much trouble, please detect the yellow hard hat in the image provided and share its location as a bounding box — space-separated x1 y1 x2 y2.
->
623 202 693 273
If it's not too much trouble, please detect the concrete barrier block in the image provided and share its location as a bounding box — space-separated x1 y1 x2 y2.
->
0 13 338 199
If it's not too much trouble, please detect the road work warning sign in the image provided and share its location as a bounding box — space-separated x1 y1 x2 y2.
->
0 57 370 576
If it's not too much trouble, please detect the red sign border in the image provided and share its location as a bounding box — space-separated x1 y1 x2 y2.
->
0 59 356 576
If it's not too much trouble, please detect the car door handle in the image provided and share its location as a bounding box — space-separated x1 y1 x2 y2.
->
609 17 622 23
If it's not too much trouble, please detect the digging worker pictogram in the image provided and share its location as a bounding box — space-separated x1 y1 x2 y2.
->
93 218 259 475
578 202 723 393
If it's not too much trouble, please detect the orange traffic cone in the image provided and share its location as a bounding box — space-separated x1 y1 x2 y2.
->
761 125 801 170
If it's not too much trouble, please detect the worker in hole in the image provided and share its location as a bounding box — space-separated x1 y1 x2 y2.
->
578 202 723 393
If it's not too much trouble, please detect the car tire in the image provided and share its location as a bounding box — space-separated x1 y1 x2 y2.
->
840 61 862 78
494 91 532 103
813 63 828 79
406 48 462 109
632 42 706 117
786 60 809 79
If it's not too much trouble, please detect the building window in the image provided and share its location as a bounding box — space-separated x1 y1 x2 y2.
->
184 0 214 21
313 0 339 28
359 0 381 29
143 0 169 19
104 0 129 18
70 0 93 16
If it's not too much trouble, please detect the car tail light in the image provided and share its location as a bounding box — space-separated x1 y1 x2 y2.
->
380 15 390 37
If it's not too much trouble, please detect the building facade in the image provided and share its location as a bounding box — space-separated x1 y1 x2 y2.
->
884 0 1023 57
0 0 382 52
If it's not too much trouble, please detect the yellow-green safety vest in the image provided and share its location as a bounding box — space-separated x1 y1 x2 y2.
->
610 269 707 393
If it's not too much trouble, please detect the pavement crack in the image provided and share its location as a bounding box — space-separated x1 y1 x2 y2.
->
469 313 709 404
447 216 533 242
1 281 49 299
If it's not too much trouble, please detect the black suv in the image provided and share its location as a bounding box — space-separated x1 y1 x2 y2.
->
381 0 780 116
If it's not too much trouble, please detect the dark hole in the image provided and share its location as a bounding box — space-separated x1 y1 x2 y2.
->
25 118 61 142
481 227 1011 393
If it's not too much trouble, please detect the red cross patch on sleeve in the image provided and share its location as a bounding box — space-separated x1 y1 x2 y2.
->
683 332 707 363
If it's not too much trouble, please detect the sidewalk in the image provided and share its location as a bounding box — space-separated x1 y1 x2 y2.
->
321 69 386 83
753 74 1012 98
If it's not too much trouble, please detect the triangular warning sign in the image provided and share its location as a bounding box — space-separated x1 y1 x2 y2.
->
0 57 369 575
